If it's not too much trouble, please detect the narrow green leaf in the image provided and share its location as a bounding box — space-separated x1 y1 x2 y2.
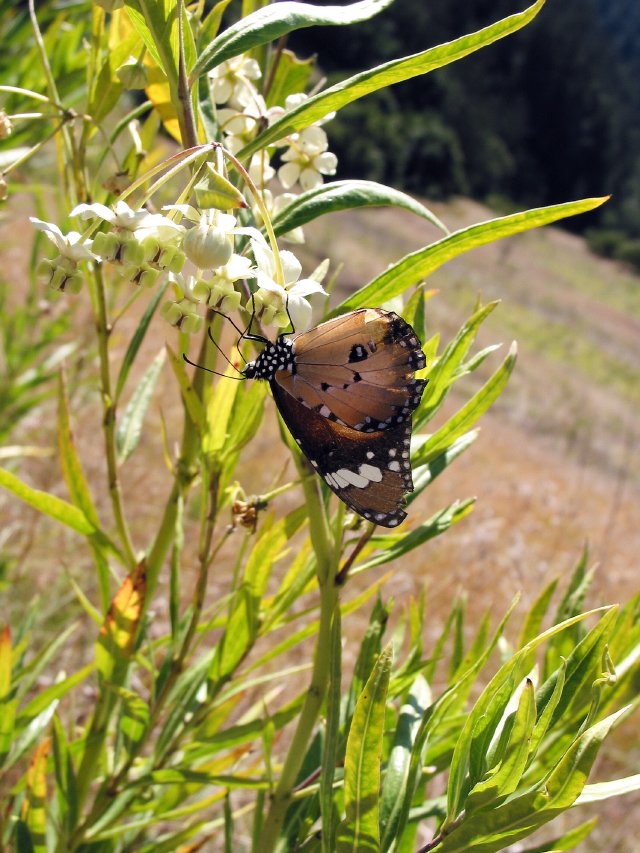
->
517 819 597 853
408 431 479 504
577 773 640 804
413 343 517 464
332 196 608 315
380 675 431 851
52 715 78 840
0 467 95 536
445 606 612 826
337 645 392 852
116 686 150 756
16 665 93 728
193 0 395 79
272 180 447 238
199 0 234 44
465 679 536 813
418 302 499 426
436 707 627 853
125 0 196 85
354 499 475 574
518 578 559 648
527 660 566 760
115 281 168 401
239 1 546 158
265 48 314 108
166 343 206 434
117 348 166 463
57 371 101 527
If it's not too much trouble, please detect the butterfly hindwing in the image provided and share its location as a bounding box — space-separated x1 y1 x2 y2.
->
271 381 414 527
273 308 426 431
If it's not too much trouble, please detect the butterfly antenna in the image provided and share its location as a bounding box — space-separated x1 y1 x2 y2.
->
182 352 246 380
281 294 296 336
207 326 245 373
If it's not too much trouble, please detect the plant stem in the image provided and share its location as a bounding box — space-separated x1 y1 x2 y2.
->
91 263 138 568
258 467 338 850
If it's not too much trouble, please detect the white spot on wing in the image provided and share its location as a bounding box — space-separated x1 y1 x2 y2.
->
358 463 383 483
388 461 401 472
335 468 369 489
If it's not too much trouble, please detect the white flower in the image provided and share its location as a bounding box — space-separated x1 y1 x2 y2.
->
30 218 95 293
251 238 327 331
30 217 96 262
71 200 184 242
209 54 261 107
278 126 338 191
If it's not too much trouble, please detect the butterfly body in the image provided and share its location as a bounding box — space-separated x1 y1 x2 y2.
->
242 308 427 527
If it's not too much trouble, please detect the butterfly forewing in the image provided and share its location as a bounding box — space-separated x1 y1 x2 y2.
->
273 308 427 432
272 382 414 527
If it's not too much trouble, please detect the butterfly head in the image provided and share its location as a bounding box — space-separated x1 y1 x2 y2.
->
242 336 296 382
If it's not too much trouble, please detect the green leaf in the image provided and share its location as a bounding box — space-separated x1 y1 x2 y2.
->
0 467 95 536
239 1 546 158
115 281 168 401
192 0 396 79
407 431 479 504
117 348 166 463
577 773 640 805
413 343 517 464
417 302 499 426
199 0 234 44
437 707 627 853
16 665 93 728
116 686 151 756
272 180 447 238
517 819 597 853
166 344 206 434
445 607 612 826
337 645 392 852
265 48 314 108
465 679 536 814
354 499 475 574
380 675 431 852
518 578 560 648
125 0 196 85
332 196 609 315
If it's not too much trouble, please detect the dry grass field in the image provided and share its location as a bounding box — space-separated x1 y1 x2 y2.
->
1 196 639 850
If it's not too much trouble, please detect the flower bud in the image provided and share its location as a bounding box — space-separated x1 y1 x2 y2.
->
180 313 203 335
116 56 149 90
183 222 233 269
161 301 183 326
0 111 12 139
65 273 84 294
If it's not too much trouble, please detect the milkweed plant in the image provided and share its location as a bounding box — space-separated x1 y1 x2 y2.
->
0 1 638 851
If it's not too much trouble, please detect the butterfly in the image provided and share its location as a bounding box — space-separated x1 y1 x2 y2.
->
239 308 427 527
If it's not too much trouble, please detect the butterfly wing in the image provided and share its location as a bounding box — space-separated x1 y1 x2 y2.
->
274 309 426 432
272 380 414 527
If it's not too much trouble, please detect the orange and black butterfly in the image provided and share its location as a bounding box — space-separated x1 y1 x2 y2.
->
237 308 427 527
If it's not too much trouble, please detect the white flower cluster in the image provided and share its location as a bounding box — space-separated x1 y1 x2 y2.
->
209 57 338 212
32 53 336 335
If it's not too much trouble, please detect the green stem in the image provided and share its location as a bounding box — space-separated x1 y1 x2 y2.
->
90 264 138 569
258 466 338 851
